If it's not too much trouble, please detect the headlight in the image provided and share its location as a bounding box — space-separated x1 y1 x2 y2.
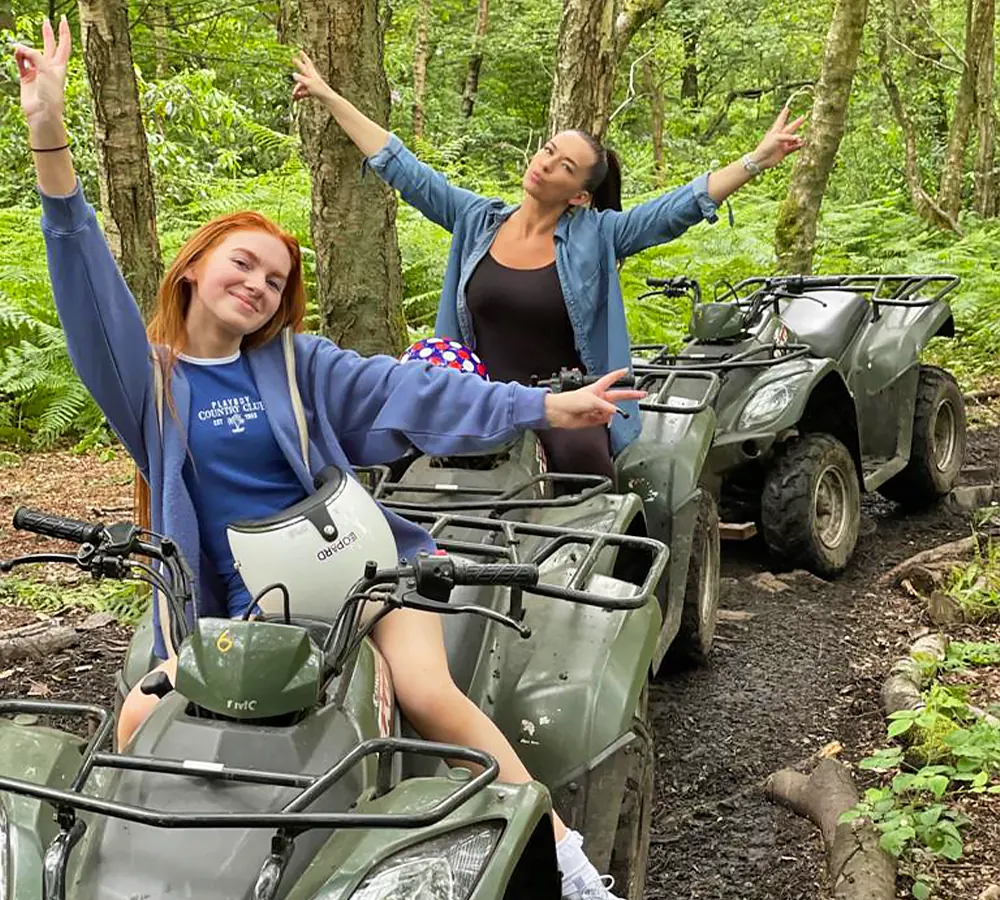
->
347 824 501 900
739 382 795 430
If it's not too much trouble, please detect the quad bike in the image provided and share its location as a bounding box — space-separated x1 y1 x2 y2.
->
378 366 722 674
0 480 667 900
630 273 967 577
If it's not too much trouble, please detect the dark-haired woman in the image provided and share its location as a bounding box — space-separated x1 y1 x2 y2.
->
292 52 804 478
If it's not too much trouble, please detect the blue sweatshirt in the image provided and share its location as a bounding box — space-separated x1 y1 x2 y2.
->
40 184 550 658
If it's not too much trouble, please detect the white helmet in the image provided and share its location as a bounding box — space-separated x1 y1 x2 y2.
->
227 466 399 624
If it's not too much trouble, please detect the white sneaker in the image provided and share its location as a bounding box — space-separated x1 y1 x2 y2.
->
563 872 625 900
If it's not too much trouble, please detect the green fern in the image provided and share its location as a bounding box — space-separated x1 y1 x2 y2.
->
0 287 102 448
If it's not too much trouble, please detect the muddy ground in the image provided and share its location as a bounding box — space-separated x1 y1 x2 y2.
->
1 432 999 898
646 423 1000 900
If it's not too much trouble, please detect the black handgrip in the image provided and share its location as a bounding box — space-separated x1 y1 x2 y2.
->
532 368 636 392
452 560 539 588
12 507 104 545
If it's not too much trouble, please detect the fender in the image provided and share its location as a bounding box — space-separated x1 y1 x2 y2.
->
466 494 657 791
289 780 556 900
616 406 717 666
0 719 87 899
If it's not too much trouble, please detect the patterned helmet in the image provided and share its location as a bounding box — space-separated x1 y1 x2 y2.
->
399 337 489 380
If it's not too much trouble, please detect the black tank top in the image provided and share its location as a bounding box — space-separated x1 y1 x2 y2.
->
466 252 584 384
465 251 614 482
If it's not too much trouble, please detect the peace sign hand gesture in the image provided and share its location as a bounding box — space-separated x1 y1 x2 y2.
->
14 17 72 132
750 106 807 170
543 369 646 429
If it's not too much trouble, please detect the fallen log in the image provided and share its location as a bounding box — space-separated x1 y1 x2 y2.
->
880 537 976 587
881 633 949 717
767 759 896 900
0 619 79 663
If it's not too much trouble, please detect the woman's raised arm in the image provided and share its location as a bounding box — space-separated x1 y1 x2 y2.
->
14 17 153 470
291 52 488 233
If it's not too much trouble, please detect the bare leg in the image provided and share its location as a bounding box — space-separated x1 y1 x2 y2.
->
116 657 177 750
373 606 568 841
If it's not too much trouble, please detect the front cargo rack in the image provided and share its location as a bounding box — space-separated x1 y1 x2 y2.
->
0 698 498 900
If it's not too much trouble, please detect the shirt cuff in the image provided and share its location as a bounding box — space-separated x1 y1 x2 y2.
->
365 133 403 171
37 177 94 234
512 384 550 432
690 172 719 224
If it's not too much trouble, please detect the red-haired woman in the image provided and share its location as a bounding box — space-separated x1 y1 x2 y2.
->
15 20 642 898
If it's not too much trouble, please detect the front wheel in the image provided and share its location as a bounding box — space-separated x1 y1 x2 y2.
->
666 491 721 668
879 365 966 507
607 715 654 900
760 433 861 577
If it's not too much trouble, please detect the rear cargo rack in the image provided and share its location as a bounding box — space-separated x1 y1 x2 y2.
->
374 471 612 512
636 368 720 412
0 698 498 900
394 509 668 613
727 272 959 321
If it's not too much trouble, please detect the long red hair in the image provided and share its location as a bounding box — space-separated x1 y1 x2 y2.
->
135 211 308 531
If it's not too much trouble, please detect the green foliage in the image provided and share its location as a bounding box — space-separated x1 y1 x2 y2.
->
846 677 1000 894
0 575 148 625
943 541 1000 623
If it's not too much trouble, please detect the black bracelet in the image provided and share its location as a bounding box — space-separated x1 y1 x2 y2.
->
30 143 70 153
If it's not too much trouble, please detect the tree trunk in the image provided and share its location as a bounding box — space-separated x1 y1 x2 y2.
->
972 0 996 217
78 0 163 318
774 0 868 274
548 0 668 140
642 56 664 176
937 0 992 220
292 0 407 356
153 2 169 79
680 30 698 106
461 0 490 119
0 1 15 31
411 0 430 138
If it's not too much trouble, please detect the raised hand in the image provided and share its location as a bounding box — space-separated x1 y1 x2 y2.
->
15 17 72 132
543 369 646 429
751 106 807 170
291 51 338 106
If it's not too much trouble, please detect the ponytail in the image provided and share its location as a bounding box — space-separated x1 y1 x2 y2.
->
573 131 623 212
591 149 622 212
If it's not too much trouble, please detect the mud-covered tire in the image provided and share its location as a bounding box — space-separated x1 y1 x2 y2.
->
879 366 966 508
607 715 654 900
667 492 721 668
761 433 860 577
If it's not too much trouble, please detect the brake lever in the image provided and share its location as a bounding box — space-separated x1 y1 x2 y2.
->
400 592 532 638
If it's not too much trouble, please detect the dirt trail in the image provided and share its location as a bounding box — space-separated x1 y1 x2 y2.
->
646 425 1000 900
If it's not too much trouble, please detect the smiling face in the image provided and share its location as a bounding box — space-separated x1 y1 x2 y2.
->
521 131 600 208
184 230 293 340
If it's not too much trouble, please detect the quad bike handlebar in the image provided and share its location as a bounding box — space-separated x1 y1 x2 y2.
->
529 367 636 392
12 507 105 545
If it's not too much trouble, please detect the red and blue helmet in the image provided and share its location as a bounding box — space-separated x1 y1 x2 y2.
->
399 337 489 380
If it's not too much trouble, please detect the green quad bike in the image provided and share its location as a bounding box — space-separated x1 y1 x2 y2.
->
0 479 667 900
630 272 968 577
377 365 723 673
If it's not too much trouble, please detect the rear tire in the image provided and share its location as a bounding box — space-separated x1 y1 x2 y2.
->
761 434 860 577
607 715 654 900
879 365 966 508
667 491 720 667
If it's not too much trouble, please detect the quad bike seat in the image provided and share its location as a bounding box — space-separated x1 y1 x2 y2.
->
779 289 870 361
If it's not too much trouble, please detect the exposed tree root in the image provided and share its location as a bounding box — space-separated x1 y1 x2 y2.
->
767 760 897 900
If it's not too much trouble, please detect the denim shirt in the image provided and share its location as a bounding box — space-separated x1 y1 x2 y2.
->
367 134 719 454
